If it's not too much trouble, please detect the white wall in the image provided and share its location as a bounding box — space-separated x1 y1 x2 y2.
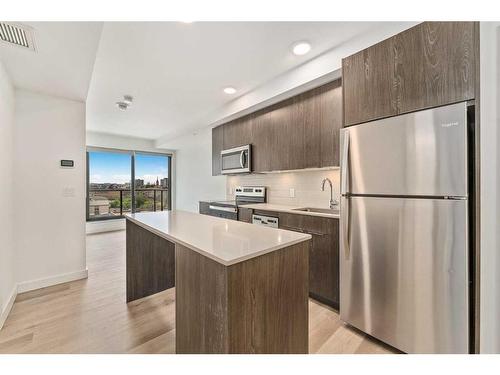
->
480 21 500 354
86 130 173 154
171 126 226 212
14 90 87 291
0 61 16 327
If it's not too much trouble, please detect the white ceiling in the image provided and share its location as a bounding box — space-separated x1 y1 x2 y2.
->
0 22 103 101
0 22 414 143
86 22 385 140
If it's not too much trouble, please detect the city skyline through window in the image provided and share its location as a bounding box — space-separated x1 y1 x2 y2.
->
87 149 171 221
135 153 169 187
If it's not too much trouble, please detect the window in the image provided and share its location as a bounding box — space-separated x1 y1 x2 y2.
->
86 148 172 221
134 153 171 212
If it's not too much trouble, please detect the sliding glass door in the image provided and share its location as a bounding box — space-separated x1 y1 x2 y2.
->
134 153 171 213
86 148 172 221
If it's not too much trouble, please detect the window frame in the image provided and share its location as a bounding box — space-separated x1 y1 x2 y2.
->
86 147 172 222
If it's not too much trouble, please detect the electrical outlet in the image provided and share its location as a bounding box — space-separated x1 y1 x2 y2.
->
289 188 295 198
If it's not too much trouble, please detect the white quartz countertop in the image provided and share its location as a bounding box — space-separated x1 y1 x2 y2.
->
242 203 340 219
125 210 311 266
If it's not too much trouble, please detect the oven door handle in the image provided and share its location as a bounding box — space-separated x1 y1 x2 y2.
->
209 205 237 213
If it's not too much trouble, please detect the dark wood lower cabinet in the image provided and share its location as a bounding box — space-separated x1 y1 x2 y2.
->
307 217 339 308
255 210 340 309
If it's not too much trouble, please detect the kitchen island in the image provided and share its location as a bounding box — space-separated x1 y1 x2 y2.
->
125 210 311 354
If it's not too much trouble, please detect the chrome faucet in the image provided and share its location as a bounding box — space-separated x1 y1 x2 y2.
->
321 178 339 209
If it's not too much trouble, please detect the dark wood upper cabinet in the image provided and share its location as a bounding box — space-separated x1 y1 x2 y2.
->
393 22 476 114
297 89 321 169
271 99 298 171
212 125 223 176
222 117 253 150
343 22 478 127
252 110 273 172
343 38 397 126
212 79 342 174
319 81 342 167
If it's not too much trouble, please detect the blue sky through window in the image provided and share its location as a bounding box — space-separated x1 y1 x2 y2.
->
135 154 169 184
89 151 169 184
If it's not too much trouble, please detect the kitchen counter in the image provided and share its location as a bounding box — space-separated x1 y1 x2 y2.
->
125 210 311 353
243 203 340 219
125 210 311 266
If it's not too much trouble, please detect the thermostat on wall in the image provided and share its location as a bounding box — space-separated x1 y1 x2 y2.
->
60 160 74 168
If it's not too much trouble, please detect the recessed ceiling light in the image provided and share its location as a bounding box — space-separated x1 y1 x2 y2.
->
292 41 311 56
223 87 237 95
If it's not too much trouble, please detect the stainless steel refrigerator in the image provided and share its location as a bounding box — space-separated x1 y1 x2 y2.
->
340 102 470 354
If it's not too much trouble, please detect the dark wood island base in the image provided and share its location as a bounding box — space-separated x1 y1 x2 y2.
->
125 217 310 354
126 220 175 302
175 242 309 354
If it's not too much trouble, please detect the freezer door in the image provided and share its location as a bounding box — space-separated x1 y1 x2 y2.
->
340 196 469 353
340 102 468 197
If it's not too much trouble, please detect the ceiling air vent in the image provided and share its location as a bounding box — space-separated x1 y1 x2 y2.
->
0 22 36 51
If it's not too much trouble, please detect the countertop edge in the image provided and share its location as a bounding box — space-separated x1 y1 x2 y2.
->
125 214 311 266
242 203 340 219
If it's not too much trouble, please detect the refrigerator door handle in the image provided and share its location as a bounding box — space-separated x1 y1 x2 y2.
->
341 130 350 195
342 196 350 260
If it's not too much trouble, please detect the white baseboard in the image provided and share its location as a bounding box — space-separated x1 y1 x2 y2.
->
0 269 89 330
86 218 125 234
0 284 18 330
17 269 89 294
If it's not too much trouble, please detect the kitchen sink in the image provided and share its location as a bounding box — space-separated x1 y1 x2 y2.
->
292 207 340 215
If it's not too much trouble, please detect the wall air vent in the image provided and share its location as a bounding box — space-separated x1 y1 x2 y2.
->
0 22 36 51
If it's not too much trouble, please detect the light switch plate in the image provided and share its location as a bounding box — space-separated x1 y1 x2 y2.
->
62 187 75 197
289 188 295 198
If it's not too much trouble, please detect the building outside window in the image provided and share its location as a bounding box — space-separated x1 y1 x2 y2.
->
86 148 172 221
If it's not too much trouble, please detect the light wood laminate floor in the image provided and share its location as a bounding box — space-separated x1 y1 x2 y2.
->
0 230 398 354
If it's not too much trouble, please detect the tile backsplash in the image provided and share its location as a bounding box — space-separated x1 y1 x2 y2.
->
227 168 340 208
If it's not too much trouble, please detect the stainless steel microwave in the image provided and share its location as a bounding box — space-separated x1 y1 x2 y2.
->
221 145 251 174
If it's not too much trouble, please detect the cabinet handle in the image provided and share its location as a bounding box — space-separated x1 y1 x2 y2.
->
280 225 304 233
303 230 327 237
280 226 327 236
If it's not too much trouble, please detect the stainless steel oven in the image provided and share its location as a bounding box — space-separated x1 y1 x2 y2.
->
221 145 251 174
199 186 266 221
